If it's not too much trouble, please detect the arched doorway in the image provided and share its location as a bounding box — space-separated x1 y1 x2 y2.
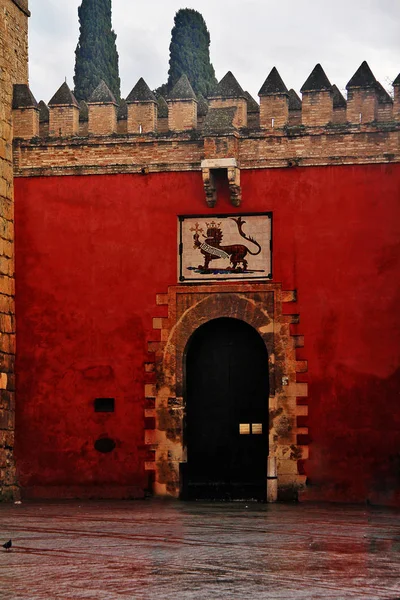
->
183 317 269 500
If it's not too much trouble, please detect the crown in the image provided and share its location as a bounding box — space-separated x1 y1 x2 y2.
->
206 221 221 229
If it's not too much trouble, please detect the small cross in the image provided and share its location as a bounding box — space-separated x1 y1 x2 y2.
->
190 222 203 235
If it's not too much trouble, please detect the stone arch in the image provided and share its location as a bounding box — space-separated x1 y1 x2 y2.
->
144 283 308 500
163 292 275 398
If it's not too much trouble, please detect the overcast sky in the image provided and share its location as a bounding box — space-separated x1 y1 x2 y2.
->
29 0 399 104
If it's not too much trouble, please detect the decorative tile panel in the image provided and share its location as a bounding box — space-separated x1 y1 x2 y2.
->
179 213 272 282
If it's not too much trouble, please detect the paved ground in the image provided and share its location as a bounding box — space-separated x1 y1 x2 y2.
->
0 500 399 599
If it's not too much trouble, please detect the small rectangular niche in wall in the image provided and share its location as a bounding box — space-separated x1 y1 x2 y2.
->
94 398 115 413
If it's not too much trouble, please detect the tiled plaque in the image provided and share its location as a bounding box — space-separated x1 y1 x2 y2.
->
179 213 272 282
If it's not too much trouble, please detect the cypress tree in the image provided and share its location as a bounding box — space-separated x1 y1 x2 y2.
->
166 9 217 97
74 0 121 102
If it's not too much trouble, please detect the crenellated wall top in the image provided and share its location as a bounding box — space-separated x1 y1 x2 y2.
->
11 61 400 180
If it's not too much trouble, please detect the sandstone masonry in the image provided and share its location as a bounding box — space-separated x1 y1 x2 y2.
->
0 0 29 500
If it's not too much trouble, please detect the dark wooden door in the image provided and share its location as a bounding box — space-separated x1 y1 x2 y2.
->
183 318 269 500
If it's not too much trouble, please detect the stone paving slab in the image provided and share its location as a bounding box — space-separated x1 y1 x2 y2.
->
0 500 399 599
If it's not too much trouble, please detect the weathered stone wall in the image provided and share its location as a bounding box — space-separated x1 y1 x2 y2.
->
347 88 377 124
260 95 288 129
12 107 39 138
88 104 117 136
127 103 157 134
49 106 79 137
13 125 400 178
167 100 197 131
301 91 333 126
0 0 29 500
209 97 247 128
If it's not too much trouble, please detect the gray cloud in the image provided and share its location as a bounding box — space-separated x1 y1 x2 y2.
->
29 0 400 103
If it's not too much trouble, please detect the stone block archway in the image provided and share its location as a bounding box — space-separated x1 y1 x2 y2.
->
144 283 308 500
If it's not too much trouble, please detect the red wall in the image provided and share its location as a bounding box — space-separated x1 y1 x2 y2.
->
14 164 400 503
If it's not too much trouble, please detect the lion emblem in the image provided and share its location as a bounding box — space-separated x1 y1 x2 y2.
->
192 216 261 272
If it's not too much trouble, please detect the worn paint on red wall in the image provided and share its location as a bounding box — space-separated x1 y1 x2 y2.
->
14 164 400 503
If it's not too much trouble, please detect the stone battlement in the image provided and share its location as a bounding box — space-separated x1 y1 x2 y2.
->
12 61 400 206
13 62 400 139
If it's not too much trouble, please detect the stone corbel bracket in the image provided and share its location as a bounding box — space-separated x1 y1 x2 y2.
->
201 158 242 207
201 166 217 208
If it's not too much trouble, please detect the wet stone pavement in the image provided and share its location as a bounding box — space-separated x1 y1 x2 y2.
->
0 500 399 599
